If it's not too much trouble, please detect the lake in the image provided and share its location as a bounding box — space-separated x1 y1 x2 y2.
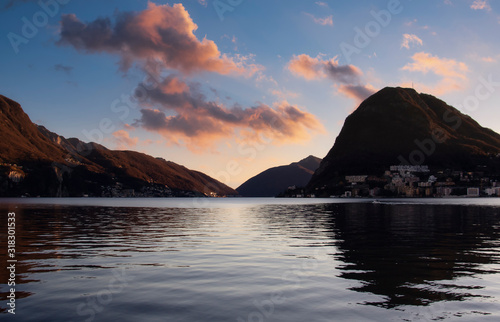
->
1 198 500 321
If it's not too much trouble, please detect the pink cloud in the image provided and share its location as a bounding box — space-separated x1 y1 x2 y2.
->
112 130 139 150
288 54 363 82
133 75 325 151
481 56 496 63
58 3 323 152
58 3 261 76
402 52 468 80
288 54 376 101
470 0 491 11
305 13 333 26
401 34 423 49
288 54 326 80
401 52 470 95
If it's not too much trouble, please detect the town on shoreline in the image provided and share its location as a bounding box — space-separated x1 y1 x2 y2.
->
283 165 500 198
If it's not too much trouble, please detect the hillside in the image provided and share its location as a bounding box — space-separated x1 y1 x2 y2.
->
236 155 321 197
308 87 500 194
0 95 236 197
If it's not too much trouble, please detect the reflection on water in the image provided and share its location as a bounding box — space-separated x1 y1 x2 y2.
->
0 199 499 321
332 203 500 308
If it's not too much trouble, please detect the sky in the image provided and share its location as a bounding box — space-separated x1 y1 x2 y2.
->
1 0 499 188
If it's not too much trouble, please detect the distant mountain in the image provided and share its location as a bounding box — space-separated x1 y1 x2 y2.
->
308 87 500 193
236 155 322 197
0 94 236 197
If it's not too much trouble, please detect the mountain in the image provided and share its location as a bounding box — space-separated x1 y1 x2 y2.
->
236 155 322 197
0 95 68 164
0 94 236 197
308 87 500 193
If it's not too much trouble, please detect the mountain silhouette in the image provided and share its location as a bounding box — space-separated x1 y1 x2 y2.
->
308 87 500 192
236 155 321 197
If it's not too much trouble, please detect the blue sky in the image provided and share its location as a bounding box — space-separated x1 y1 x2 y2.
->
1 0 499 187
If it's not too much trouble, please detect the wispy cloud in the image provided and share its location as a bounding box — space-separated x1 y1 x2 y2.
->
305 13 333 26
404 19 418 27
1 0 37 10
53 64 73 75
402 52 468 79
288 54 375 101
401 52 469 94
469 53 499 63
401 34 423 49
337 84 377 102
481 56 497 63
112 130 139 150
271 89 300 100
471 0 491 11
315 2 329 8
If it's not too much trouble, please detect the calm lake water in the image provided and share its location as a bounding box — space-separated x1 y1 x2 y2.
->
1 198 500 321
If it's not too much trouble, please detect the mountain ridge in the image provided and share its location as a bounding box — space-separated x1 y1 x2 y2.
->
0 94 236 197
236 155 321 197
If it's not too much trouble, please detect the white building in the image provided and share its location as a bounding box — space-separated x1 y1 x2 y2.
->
485 188 496 196
467 188 480 197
